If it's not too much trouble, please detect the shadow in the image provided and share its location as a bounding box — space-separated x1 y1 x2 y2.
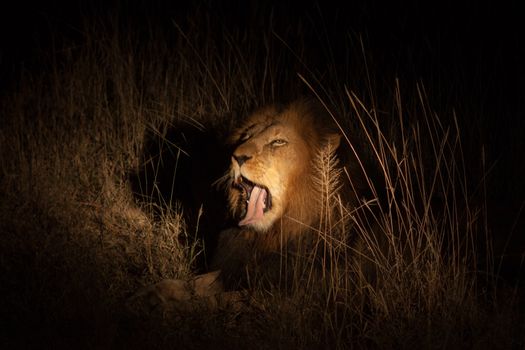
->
130 121 233 272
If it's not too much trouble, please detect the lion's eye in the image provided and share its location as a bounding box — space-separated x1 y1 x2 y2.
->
270 139 288 147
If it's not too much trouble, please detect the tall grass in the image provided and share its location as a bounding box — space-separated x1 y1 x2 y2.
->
0 8 521 349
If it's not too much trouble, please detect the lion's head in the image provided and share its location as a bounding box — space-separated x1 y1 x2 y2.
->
226 100 341 241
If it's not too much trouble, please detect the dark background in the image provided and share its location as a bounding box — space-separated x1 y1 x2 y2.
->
2 0 524 92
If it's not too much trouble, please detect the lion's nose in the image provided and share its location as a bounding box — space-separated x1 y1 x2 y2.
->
233 154 252 166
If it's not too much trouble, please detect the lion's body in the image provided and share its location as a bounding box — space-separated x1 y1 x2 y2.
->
211 100 351 289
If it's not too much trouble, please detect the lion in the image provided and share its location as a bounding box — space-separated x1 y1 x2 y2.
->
132 100 360 310
210 100 351 289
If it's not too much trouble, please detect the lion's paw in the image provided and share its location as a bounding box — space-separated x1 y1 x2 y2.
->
128 270 241 313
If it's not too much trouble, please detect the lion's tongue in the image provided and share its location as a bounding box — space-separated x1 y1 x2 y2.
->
239 186 267 226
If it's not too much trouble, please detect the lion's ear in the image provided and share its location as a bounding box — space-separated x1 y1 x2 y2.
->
325 133 341 151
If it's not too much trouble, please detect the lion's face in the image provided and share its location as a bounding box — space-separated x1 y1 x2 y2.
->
227 102 336 234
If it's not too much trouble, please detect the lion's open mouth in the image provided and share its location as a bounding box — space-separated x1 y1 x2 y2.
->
233 176 273 226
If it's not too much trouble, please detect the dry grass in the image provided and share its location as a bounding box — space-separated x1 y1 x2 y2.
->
1 9 523 350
